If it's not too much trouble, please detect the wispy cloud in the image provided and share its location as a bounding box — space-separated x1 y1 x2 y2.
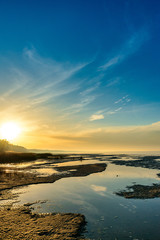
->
115 95 131 104
80 82 100 96
64 95 96 115
61 81 102 117
99 29 149 71
0 49 89 111
90 114 104 121
0 48 95 131
89 95 131 121
106 107 123 115
46 121 160 151
106 77 121 87
23 48 88 104
100 55 122 71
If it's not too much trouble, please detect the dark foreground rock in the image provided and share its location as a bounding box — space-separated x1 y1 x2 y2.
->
116 183 160 199
0 206 87 240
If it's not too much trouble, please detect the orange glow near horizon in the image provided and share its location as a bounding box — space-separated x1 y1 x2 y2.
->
0 119 159 153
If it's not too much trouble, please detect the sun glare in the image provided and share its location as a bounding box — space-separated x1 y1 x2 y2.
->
0 122 21 141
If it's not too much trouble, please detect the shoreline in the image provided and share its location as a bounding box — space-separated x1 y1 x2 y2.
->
0 152 107 239
1 152 160 239
0 206 87 239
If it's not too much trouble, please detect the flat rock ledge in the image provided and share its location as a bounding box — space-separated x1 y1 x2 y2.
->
0 206 87 240
115 183 160 199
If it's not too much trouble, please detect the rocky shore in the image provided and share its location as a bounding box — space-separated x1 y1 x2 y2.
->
0 206 86 239
0 153 107 239
116 183 160 199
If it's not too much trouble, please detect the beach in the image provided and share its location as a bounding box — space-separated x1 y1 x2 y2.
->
0 152 106 239
0 152 160 239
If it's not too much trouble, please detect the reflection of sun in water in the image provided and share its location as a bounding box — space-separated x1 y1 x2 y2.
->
0 122 21 141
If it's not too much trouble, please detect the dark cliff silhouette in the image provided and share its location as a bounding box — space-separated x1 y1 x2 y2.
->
0 139 28 153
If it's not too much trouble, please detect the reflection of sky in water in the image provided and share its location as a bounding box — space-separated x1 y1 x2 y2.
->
4 159 160 240
100 163 160 180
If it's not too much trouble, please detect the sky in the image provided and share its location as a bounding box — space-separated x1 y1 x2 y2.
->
0 0 160 152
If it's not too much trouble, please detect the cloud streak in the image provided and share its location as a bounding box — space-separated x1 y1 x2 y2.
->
0 49 90 113
45 121 160 151
89 94 131 121
99 29 149 71
90 114 104 121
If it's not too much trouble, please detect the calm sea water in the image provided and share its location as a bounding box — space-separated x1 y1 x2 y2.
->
3 155 160 240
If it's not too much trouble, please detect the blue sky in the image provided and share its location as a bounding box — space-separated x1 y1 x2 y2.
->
0 0 160 151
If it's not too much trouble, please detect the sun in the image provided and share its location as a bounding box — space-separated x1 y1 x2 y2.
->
0 122 21 141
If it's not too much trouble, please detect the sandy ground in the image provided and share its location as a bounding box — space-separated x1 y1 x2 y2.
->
0 206 86 240
0 155 107 239
1 152 159 238
116 183 160 199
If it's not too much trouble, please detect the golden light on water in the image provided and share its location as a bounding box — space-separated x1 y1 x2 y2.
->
0 122 22 141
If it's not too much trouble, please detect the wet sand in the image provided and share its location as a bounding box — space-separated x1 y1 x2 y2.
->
0 153 107 239
1 152 160 238
0 206 86 239
116 183 160 199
